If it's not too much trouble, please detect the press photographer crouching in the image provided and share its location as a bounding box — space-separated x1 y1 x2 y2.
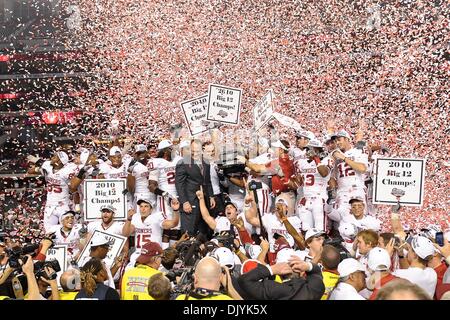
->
0 237 61 300
175 256 241 300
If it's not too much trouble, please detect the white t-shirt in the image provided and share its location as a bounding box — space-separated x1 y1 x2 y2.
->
393 267 437 297
87 220 125 236
329 282 366 300
342 214 381 232
261 214 302 252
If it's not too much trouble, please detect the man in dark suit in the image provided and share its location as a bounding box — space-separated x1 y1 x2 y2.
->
175 139 216 237
237 255 325 300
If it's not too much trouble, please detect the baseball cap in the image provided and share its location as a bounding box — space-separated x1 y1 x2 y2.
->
215 217 231 233
109 146 122 156
338 258 365 278
137 197 155 207
411 236 435 260
246 245 262 260
323 134 335 143
305 228 326 242
212 247 235 269
136 242 163 265
157 139 173 150
349 196 364 204
100 204 116 213
338 222 358 241
59 210 75 224
90 234 112 248
367 247 391 272
275 197 289 207
179 140 190 149
276 248 296 263
274 236 291 254
224 201 237 210
308 139 323 148
56 151 69 165
241 259 263 274
295 130 315 140
271 140 289 151
333 130 351 140
135 144 147 153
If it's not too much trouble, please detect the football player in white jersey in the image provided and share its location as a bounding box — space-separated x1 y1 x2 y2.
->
98 146 133 209
328 130 369 223
122 197 180 268
39 151 78 231
148 140 183 245
69 148 101 214
290 130 315 209
87 205 126 236
195 186 254 239
297 139 334 232
341 198 381 232
244 196 305 264
126 144 153 211
48 210 84 263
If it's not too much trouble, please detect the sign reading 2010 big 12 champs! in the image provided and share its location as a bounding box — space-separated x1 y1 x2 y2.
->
206 84 242 125
180 94 210 136
83 179 127 221
373 157 426 206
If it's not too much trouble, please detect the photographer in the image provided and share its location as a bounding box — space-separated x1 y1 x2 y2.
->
175 256 238 300
33 263 60 300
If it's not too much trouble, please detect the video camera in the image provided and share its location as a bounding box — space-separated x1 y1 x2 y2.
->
6 243 40 269
323 236 352 262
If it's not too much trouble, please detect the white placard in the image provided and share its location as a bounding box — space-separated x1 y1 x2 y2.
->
83 179 127 221
76 230 127 268
180 94 210 136
272 112 303 131
373 157 426 206
46 245 68 288
206 84 242 125
253 90 274 132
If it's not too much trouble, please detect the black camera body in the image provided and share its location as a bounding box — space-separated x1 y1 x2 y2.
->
213 232 235 251
34 260 61 280
248 180 263 191
324 236 352 261
6 243 40 269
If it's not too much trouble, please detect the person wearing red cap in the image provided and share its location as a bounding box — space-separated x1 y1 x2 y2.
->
120 241 163 300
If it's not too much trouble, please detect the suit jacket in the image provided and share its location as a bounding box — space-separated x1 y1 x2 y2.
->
237 264 325 300
175 157 214 206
